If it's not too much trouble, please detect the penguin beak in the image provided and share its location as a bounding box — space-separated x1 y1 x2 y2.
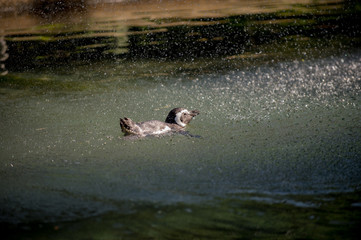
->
190 110 200 117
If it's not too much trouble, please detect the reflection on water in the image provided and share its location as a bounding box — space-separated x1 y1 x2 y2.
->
1 0 361 239
1 0 360 70
0 34 8 75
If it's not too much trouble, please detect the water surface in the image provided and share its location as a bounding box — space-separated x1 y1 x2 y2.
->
1 0 361 239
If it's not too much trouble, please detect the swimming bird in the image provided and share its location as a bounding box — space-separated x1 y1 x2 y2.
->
120 107 199 137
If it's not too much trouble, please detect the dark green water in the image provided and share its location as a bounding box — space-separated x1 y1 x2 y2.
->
1 0 361 239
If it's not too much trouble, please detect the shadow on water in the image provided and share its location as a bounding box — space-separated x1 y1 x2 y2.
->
1 0 361 239
0 0 360 72
2 191 361 239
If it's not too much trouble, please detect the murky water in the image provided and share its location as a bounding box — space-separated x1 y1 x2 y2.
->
1 0 361 239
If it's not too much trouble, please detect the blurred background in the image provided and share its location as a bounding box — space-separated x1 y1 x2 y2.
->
1 0 360 72
1 1 361 239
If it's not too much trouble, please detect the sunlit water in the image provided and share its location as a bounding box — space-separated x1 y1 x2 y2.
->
1 0 361 239
1 50 361 238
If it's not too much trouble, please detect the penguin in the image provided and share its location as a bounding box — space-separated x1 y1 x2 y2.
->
120 107 199 137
